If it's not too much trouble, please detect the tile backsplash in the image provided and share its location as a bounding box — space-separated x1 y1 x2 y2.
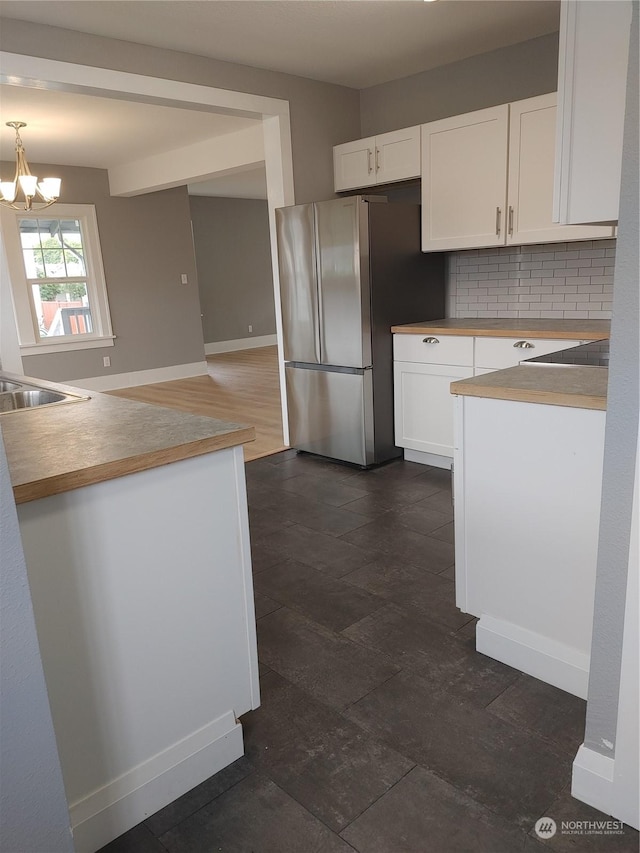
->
447 239 615 320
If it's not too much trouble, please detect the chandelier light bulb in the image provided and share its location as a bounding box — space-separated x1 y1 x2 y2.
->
0 121 61 211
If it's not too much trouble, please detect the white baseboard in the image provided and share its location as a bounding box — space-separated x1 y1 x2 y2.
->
66 361 208 392
403 449 453 469
476 614 590 699
70 710 243 853
572 744 615 817
205 335 277 355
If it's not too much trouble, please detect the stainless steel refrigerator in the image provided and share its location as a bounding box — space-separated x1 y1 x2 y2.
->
276 195 445 467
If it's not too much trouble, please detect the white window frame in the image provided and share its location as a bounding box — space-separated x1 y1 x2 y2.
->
0 203 115 355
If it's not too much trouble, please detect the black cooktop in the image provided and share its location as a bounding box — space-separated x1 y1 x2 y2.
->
524 339 610 368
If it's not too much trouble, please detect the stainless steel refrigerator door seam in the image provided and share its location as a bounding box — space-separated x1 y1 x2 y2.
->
313 204 324 364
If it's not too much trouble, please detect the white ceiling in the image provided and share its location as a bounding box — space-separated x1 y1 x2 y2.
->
0 0 560 199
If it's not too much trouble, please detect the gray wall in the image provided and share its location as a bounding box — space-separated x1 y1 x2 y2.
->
4 162 205 383
359 33 559 136
190 196 275 345
0 18 361 205
584 0 639 758
0 432 74 853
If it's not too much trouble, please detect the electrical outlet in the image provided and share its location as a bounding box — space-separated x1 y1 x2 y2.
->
248 325 253 333
181 273 188 285
103 356 111 368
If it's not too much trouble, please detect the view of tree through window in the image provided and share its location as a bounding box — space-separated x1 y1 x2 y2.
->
19 217 93 338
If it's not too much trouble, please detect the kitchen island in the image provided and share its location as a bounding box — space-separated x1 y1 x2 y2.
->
2 377 259 853
450 354 607 699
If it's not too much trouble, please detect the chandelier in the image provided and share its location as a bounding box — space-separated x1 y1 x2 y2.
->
0 121 61 211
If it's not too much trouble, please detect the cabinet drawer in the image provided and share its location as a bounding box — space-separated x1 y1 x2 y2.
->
393 334 473 366
474 336 585 370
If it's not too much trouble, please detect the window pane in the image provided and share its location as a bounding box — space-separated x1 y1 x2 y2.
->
19 218 86 278
22 247 45 278
32 282 93 338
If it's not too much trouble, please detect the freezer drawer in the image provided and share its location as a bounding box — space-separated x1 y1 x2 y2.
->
286 364 374 467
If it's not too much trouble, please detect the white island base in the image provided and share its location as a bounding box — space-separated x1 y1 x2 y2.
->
453 393 606 699
17 445 259 853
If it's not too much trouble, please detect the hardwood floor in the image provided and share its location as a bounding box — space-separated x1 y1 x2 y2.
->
109 346 286 462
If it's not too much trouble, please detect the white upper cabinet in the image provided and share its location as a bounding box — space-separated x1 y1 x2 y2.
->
421 105 509 251
421 95 613 252
508 94 613 244
333 126 420 192
554 0 632 225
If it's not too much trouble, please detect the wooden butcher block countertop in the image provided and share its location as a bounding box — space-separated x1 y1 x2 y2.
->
1 374 255 504
391 318 611 339
450 364 608 411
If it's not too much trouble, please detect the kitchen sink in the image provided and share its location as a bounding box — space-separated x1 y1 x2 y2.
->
0 377 90 414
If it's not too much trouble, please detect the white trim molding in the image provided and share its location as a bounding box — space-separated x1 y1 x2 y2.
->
205 334 277 355
476 614 590 699
67 361 208 392
572 745 616 817
70 713 243 853
403 449 453 469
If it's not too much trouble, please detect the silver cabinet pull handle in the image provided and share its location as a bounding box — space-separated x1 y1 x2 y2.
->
367 149 373 174
508 205 514 236
375 148 381 172
513 340 534 348
423 336 440 344
496 206 502 236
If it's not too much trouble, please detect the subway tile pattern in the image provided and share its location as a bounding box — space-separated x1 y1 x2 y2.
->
447 240 616 320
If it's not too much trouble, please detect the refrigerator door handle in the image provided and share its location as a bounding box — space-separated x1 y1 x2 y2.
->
313 208 323 364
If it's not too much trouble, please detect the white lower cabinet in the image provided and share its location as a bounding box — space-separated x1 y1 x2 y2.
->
393 333 473 466
394 361 472 459
394 332 593 466
453 393 605 698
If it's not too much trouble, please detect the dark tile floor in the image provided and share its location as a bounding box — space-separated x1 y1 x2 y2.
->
100 453 638 853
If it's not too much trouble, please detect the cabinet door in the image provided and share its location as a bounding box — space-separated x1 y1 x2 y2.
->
394 361 473 457
508 94 614 244
421 105 509 251
375 126 421 185
554 0 631 225
333 137 375 192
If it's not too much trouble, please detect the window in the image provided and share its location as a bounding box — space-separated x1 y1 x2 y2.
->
0 204 114 355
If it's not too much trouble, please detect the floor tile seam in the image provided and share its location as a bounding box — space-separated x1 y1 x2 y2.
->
400 755 566 838
252 559 389 602
253 586 389 633
387 519 456 540
343 669 577 773
337 604 458 658
151 763 260 843
338 667 407 717
428 520 455 539
335 761 418 840
334 630 526 715
483 701 587 759
336 523 455 555
474 698 584 763
389 759 537 846
263 518 379 549
235 764 361 846
337 594 469 644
